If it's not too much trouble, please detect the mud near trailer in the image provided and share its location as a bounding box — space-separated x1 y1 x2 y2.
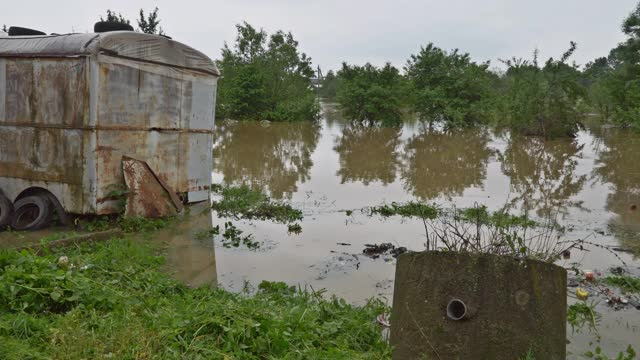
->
205 105 640 356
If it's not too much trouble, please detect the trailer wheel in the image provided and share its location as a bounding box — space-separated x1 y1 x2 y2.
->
0 193 13 230
10 195 52 231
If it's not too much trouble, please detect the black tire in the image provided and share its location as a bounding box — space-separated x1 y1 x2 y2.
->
0 193 13 230
94 21 134 33
11 196 52 231
8 26 46 36
43 193 72 226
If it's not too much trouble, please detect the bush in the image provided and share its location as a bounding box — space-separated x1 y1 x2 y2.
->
336 62 407 126
404 43 495 127
604 2 640 129
497 43 585 138
216 22 319 122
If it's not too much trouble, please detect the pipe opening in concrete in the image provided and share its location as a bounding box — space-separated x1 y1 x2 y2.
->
446 299 468 320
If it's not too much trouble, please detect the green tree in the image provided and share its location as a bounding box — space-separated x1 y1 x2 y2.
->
99 8 167 35
138 7 164 35
404 43 494 128
100 10 130 25
319 70 339 99
582 57 615 118
216 22 318 122
601 2 640 129
497 43 585 138
335 62 405 126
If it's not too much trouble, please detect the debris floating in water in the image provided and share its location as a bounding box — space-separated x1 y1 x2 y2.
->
363 243 408 258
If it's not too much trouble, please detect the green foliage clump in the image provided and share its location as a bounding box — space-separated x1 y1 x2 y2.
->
211 184 303 223
596 3 640 129
319 70 340 99
582 57 615 119
603 275 640 293
99 7 166 35
336 62 407 126
567 301 600 333
0 251 119 314
138 7 164 35
370 201 439 219
216 22 319 122
287 223 303 234
405 43 495 127
584 345 636 360
100 9 130 24
497 43 585 138
458 205 537 229
0 240 390 359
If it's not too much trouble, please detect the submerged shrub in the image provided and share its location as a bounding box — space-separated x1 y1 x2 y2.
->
216 22 319 122
497 43 586 138
336 62 406 126
404 43 495 128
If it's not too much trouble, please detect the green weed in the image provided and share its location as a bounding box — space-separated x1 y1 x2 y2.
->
603 276 640 293
370 201 439 219
194 222 261 249
0 239 390 359
211 185 303 223
585 345 636 360
287 223 302 234
567 301 601 333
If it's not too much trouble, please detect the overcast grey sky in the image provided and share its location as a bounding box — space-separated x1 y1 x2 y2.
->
3 0 638 71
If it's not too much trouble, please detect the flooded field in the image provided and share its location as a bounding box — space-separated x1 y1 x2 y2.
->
1 103 638 356
209 104 640 355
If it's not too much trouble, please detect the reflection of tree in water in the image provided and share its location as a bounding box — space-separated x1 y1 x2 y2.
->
401 128 493 200
333 125 402 185
593 128 640 253
500 135 586 218
322 102 345 128
213 121 320 199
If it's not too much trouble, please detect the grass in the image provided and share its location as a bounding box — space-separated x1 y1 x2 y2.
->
370 201 439 219
567 301 600 333
0 238 390 359
369 202 564 261
603 276 640 293
211 185 303 224
84 215 171 233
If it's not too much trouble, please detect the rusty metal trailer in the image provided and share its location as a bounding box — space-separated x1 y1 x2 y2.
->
0 31 219 230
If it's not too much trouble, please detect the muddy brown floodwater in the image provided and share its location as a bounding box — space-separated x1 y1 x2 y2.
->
209 104 640 356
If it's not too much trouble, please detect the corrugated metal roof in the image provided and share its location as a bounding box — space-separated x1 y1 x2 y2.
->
0 31 219 75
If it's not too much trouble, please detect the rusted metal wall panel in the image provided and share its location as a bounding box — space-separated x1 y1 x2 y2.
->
94 56 216 214
1 58 88 127
0 57 91 214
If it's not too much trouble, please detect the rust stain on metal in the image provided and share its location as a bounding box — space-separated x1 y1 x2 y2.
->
122 156 183 218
